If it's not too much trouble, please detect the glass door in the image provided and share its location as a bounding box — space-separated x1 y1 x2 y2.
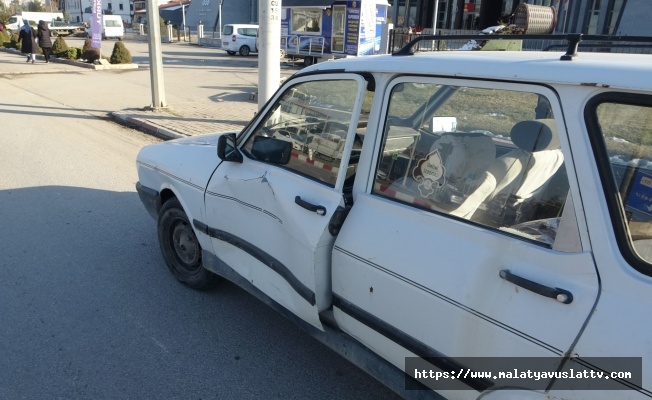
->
331 5 345 53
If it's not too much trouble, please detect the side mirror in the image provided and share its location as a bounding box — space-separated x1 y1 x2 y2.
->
217 133 243 163
251 136 292 165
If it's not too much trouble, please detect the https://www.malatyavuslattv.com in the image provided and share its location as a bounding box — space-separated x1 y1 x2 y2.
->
405 357 642 391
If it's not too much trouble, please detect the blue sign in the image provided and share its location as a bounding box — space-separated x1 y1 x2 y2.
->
626 170 652 217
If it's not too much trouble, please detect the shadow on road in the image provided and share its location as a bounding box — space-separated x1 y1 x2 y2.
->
0 184 400 400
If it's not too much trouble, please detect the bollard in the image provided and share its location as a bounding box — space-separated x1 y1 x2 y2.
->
139 23 145 35
166 22 173 42
198 22 204 45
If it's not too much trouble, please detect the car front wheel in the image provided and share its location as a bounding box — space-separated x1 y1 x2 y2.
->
239 45 250 56
158 198 219 290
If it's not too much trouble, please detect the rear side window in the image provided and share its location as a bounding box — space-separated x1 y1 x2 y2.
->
587 93 652 271
373 80 570 247
237 28 258 36
222 25 233 35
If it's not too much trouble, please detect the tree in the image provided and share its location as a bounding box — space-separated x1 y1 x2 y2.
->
110 41 132 64
0 9 12 25
9 0 23 15
26 0 45 12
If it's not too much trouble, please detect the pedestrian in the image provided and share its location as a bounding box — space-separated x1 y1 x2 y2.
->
37 20 53 63
18 19 37 64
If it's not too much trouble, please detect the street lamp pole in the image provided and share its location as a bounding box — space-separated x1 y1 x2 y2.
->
218 0 222 37
179 0 185 30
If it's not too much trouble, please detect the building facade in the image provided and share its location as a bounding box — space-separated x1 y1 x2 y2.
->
183 0 257 32
61 0 134 23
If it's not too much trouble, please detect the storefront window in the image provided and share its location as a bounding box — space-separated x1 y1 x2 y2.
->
292 8 322 33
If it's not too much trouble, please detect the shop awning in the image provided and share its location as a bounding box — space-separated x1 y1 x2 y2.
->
281 0 336 8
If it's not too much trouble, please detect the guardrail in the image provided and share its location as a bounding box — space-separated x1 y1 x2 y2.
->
281 35 325 57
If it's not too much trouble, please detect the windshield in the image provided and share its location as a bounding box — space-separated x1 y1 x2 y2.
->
105 19 122 27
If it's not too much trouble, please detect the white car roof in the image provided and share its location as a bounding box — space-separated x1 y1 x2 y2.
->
306 51 652 92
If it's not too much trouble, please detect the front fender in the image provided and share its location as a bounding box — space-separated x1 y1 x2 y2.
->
136 132 238 250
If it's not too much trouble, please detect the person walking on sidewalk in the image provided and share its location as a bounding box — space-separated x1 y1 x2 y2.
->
36 21 53 63
18 20 37 64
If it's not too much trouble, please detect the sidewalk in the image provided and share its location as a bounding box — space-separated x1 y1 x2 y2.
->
0 45 261 139
111 100 258 139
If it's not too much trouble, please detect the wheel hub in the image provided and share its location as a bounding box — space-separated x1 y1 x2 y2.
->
172 222 200 267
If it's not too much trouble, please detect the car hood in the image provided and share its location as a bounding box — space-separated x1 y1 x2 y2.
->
137 132 238 191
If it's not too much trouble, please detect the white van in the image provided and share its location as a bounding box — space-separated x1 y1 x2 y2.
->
87 15 124 40
221 24 258 56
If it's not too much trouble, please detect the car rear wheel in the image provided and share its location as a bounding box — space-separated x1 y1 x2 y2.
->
239 45 250 56
158 198 220 290
303 56 316 67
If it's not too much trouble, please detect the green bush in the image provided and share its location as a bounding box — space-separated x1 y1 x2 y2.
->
9 32 20 49
62 47 81 59
81 38 99 62
109 41 132 64
52 36 68 55
0 29 10 47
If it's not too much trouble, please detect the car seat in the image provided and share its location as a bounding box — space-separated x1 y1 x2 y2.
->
450 119 564 221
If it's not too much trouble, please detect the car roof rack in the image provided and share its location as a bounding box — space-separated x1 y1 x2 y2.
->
392 33 652 61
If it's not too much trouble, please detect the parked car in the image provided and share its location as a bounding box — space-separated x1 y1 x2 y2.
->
136 34 652 400
273 129 307 151
86 15 124 40
221 23 258 56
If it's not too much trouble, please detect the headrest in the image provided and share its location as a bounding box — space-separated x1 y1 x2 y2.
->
510 119 560 152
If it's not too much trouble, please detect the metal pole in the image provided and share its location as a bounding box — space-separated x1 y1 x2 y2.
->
181 0 186 30
258 0 281 110
218 0 222 37
432 0 439 31
146 0 167 108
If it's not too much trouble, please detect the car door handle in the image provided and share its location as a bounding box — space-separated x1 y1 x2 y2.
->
499 269 573 304
295 196 327 216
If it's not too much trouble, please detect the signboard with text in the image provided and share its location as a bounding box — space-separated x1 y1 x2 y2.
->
91 0 102 49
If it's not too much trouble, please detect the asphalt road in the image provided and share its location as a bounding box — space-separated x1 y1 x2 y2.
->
0 43 401 399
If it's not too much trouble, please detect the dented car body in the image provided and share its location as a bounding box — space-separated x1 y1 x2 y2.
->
137 36 652 400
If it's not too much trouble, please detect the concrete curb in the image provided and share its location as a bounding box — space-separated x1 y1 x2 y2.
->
110 111 183 141
0 47 139 70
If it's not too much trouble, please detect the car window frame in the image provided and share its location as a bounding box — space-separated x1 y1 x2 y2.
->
237 73 368 191
585 91 652 276
367 75 582 249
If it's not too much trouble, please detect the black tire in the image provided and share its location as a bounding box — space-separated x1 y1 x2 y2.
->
239 45 250 56
226 50 236 55
158 198 219 290
303 56 315 67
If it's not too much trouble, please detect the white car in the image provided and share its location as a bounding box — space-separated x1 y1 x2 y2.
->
221 23 258 56
86 15 124 40
137 34 652 400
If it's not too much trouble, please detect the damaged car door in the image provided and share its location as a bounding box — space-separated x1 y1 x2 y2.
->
203 74 367 329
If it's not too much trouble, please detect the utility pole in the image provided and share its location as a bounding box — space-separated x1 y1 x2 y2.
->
146 0 167 108
218 0 222 37
258 0 281 110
